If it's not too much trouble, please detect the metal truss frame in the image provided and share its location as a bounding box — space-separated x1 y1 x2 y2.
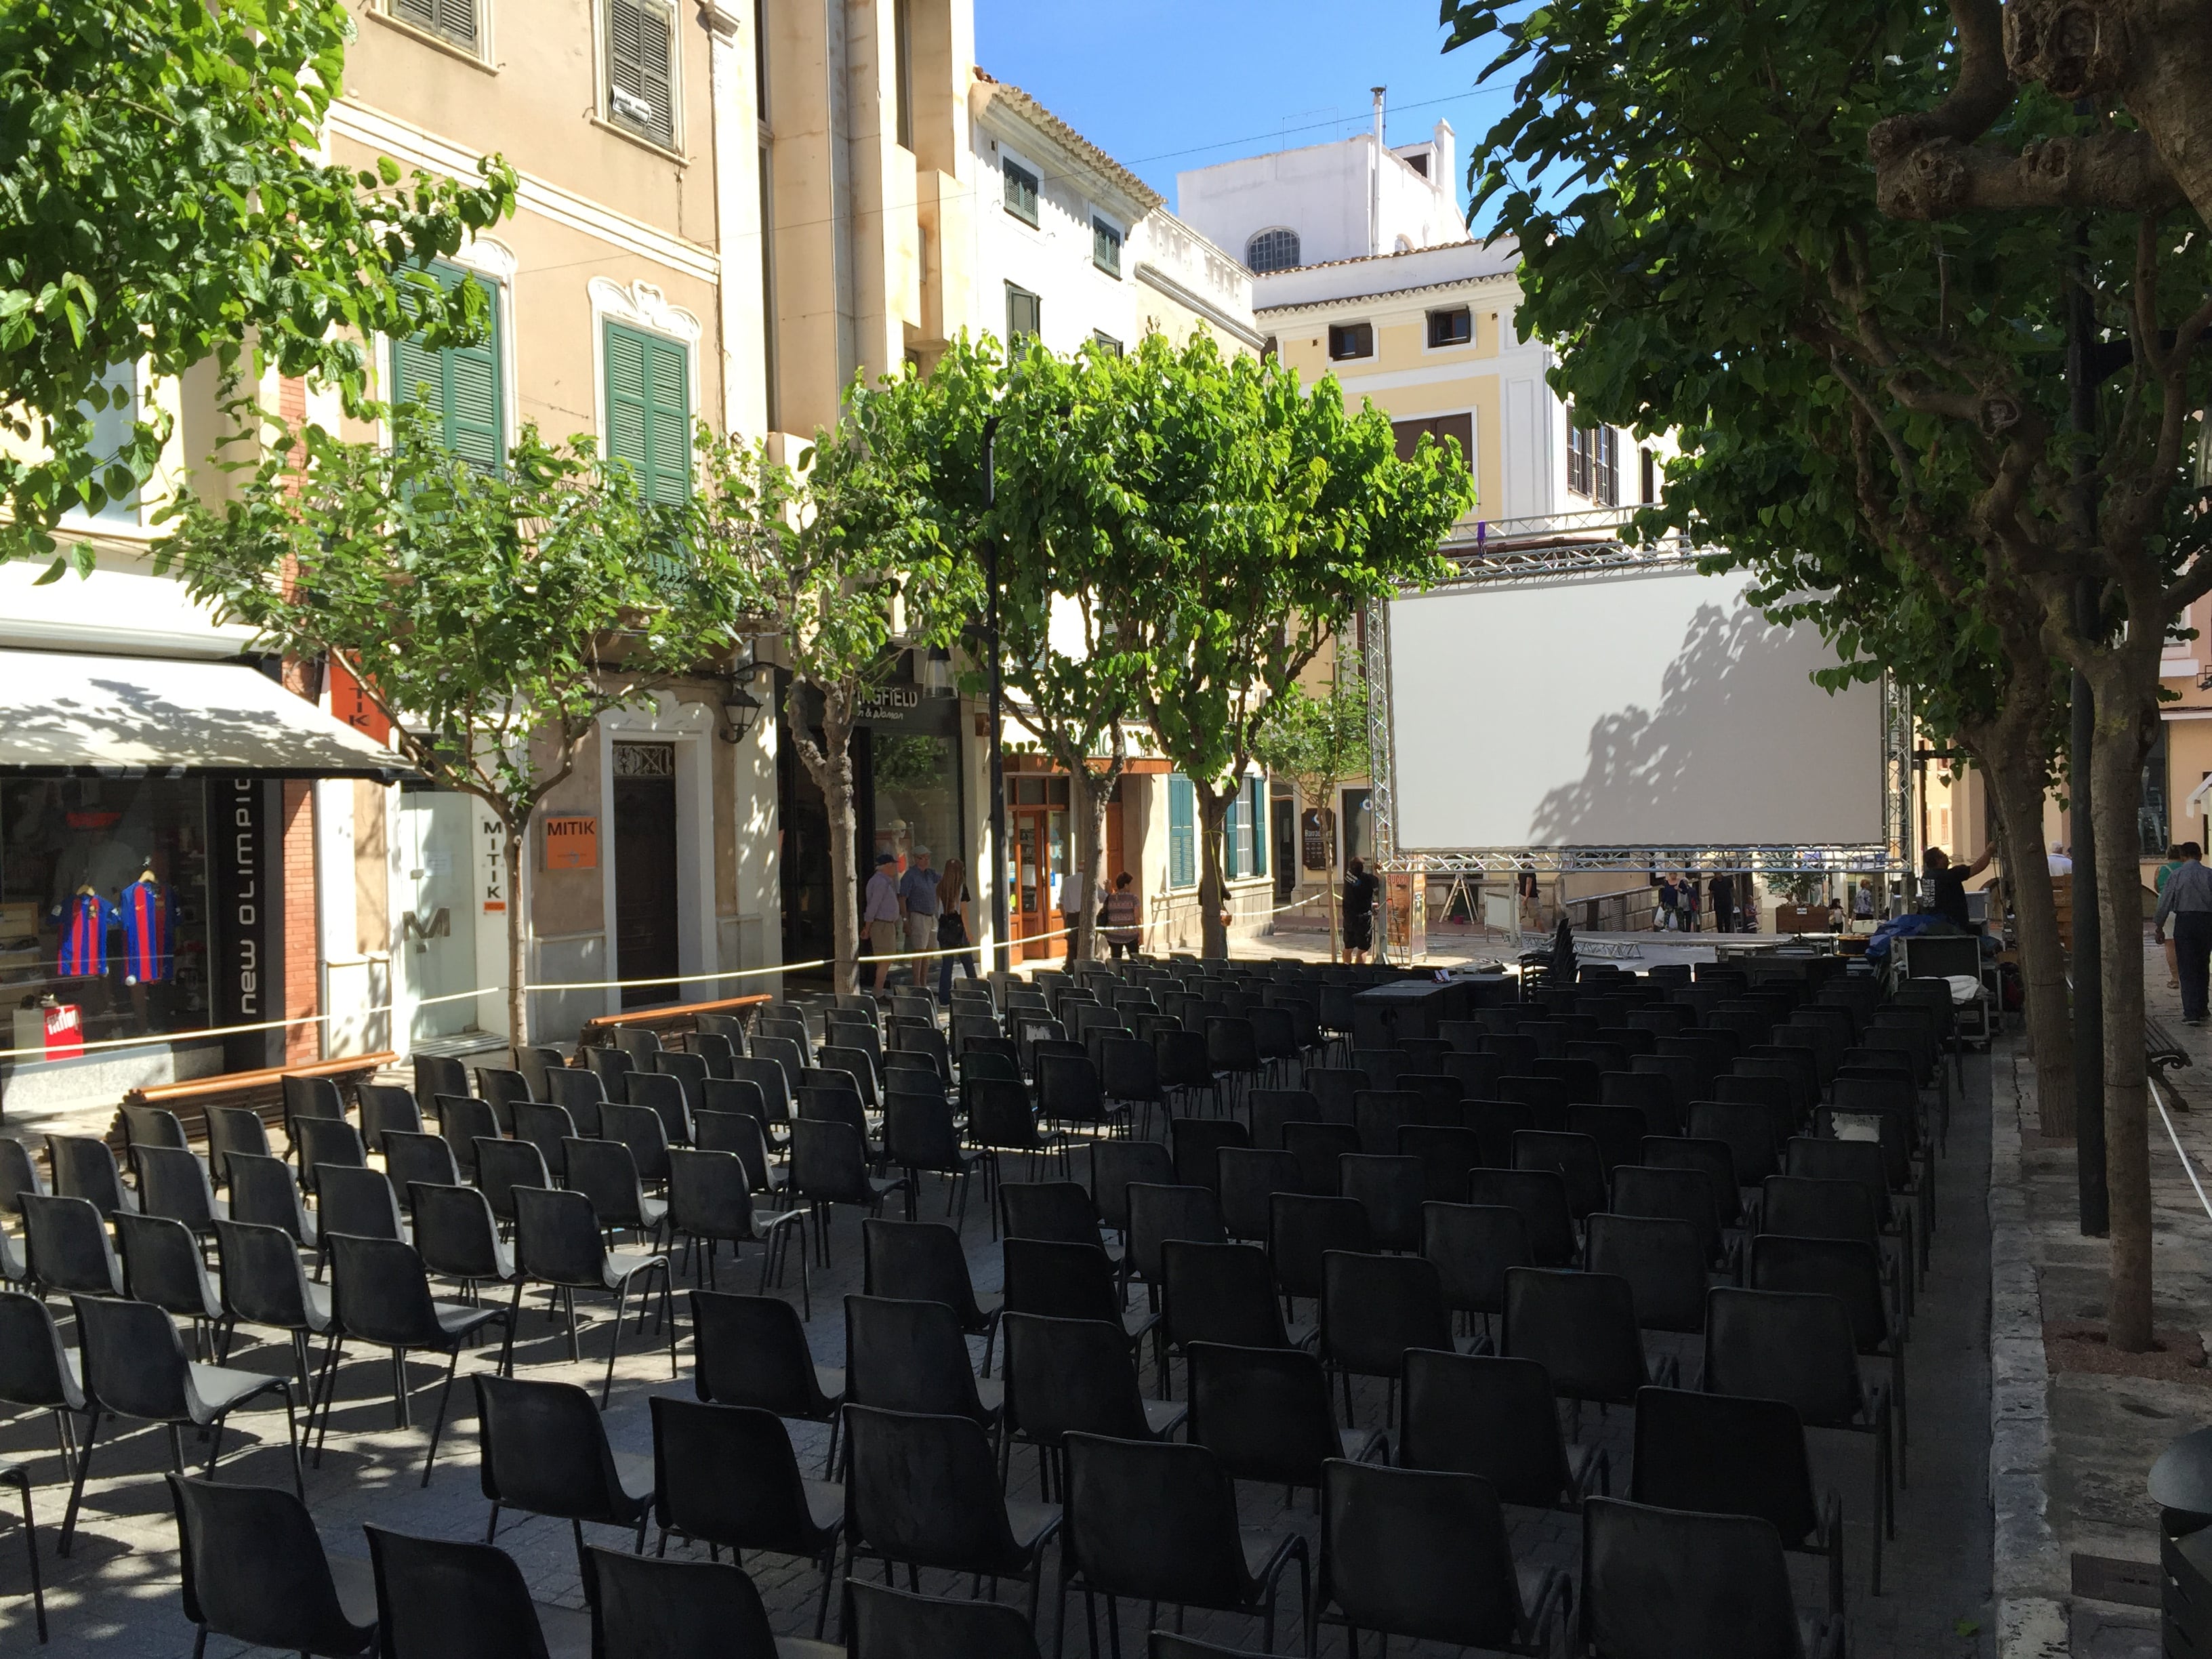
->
1364 539 1909 898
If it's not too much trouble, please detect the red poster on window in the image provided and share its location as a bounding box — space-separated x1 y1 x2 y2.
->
328 655 394 745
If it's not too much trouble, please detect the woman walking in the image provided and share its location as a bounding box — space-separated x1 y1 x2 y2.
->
935 857 977 1002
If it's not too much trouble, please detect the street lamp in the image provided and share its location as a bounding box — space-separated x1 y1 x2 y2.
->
718 647 765 744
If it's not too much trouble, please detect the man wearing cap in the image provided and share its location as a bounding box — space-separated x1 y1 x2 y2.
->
899 844 941 994
863 851 902 991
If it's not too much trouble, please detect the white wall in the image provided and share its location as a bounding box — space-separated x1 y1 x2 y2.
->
971 116 1147 354
1175 121 1465 270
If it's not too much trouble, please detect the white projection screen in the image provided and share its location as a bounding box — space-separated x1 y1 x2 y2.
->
1387 565 1883 851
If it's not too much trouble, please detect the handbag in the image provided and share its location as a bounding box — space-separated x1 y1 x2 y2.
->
937 910 968 948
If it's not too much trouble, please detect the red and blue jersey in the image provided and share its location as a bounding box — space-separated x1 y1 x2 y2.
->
118 879 175 985
50 893 119 979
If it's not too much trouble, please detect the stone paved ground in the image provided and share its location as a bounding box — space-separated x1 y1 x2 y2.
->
2002 936 2212 1658
0 996 1999 1657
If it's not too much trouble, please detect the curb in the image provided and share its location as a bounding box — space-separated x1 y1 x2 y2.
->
1990 1043 2068 1656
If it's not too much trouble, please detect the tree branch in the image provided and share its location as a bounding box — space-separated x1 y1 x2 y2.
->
1872 131 2179 220
1866 0 2012 164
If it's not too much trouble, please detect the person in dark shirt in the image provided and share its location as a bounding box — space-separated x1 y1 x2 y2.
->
1343 857 1380 964
1709 870 1737 935
1923 845 1992 928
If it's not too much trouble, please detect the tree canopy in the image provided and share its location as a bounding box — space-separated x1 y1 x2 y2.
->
1 0 514 571
159 412 744 1044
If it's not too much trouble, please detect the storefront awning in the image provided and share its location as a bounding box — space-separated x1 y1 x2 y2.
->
0 649 415 781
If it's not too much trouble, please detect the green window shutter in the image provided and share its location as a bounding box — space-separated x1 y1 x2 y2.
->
608 0 678 148
1168 777 1195 890
1250 779 1269 878
390 262 504 475
1225 787 1244 881
605 321 691 504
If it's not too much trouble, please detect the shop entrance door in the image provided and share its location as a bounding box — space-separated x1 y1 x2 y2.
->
395 787 480 1042
613 745 680 1008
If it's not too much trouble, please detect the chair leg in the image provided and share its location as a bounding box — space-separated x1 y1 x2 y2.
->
58 1410 97 1556
310 1336 345 1467
815 1536 840 1639
422 1348 463 1488
602 1285 629 1409
14 1476 43 1643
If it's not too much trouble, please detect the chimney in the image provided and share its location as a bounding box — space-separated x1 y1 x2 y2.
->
1370 87 1387 257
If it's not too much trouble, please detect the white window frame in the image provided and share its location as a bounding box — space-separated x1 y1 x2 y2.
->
1000 142 1044 232
1090 209 1125 280
373 237 520 463
587 276 704 488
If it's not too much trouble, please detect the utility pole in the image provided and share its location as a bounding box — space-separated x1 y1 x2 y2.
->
2066 216 2108 1236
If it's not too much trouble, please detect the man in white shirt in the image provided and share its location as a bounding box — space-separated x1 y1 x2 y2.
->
863 853 901 991
2047 841 2074 875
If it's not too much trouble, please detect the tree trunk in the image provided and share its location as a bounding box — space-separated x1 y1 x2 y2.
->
792 695 861 996
2087 670 2154 1351
1194 781 1231 959
1069 766 1114 965
504 825 529 1051
1979 729 2075 1135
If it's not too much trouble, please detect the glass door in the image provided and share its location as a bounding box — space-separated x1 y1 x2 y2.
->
395 790 479 1042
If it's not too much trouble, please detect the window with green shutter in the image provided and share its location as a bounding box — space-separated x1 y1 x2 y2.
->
1225 787 1244 881
603 322 691 504
1168 776 1195 890
1248 777 1269 878
389 262 503 474
606 0 678 150
391 0 480 51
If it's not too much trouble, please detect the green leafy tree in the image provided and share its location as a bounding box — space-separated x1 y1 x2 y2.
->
1447 0 2212 1347
1252 657 1370 962
159 413 743 1046
1113 333 1473 958
695 382 981 995
1 0 515 571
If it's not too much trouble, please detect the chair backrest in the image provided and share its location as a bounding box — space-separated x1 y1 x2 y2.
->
1419 1201 1528 1319
1126 1183 1228 1283
409 1184 509 1284
24 1190 121 1297
563 1136 650 1230
647 1395 820 1561
845 1577 1046 1659
1503 1267 1645 1406
1338 1153 1426 1250
1462 1169 1577 1268
356 1083 422 1153
1580 1497 1806 1659
1321 1459 1525 1650
1702 1286 1866 1427
844 1295 991 1424
1001 1310 1154 1452
121 1104 191 1157
1749 1233 1891 1351
384 1130 463 1206
844 1404 1035 1576
882 1092 962 1173
1320 1249 1452 1376
224 1153 309 1244
998 1181 1101 1247
1168 1116 1249 1191
584 1544 785 1659
137 1144 219 1231
292 1116 367 1195
1511 1130 1606 1218
474 1137 552 1225
511 1100 577 1174
1000 1237 1123 1326
1185 1340 1342 1490
1267 1191 1373 1300
365 1524 553 1659
475 1067 533 1128
545 1068 607 1138
1629 1385 1820 1544
413 1054 470 1107
48 1133 129 1212
1162 1240 1289 1351
317 1164 405 1243
602 1101 674 1185
690 1290 832 1417
1398 1349 1571 1507
330 1233 447 1347
73 1292 190 1421
0 1288 76 1411
790 1116 872 1204
1585 1212 1708 1334
1761 1173 1881 1248
1061 1431 1250 1606
863 1218 982 1319
472 1372 635 1525
1610 1163 1724 1261
167 1473 372 1655
116 1210 220 1319
512 1185 609 1288
283 1074 348 1129
1088 1139 1176 1232
1216 1147 1301 1242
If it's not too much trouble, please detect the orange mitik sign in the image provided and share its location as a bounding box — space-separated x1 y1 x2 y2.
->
543 816 599 871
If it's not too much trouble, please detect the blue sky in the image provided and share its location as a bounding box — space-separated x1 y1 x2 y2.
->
971 0 1515 225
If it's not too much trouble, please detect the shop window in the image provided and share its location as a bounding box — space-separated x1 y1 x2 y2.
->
1168 775 1195 889
872 733 963 897
0 778 216 1047
605 321 691 504
390 262 504 474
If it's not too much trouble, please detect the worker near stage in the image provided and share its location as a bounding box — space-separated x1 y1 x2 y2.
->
1343 858 1380 964
2156 842 2212 1025
1921 845 1991 930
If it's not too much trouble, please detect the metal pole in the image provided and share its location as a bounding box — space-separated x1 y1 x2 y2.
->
2067 216 2108 1235
983 419 1010 980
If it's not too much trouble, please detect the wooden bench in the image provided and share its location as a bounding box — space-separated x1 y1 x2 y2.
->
575 992 773 1051
117 1050 398 1148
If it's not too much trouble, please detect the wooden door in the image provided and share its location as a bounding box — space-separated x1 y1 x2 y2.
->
613 765 679 1008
